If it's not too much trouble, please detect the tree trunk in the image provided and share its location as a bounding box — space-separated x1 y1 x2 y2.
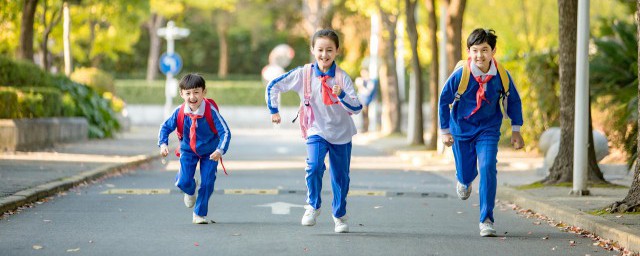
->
444 0 466 73
40 2 61 71
609 0 640 213
543 0 577 185
146 13 164 82
426 0 439 150
378 3 401 135
18 0 39 62
405 0 424 145
216 12 229 78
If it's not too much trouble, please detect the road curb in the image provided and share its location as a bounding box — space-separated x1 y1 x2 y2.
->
497 186 640 253
0 153 160 215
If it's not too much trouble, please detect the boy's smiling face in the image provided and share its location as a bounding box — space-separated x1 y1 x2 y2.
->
468 42 496 73
180 87 206 111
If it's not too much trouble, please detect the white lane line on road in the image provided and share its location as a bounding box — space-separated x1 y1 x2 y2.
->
224 189 279 195
101 189 171 195
256 202 305 215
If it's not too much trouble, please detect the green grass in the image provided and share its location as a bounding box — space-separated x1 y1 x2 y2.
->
115 79 300 106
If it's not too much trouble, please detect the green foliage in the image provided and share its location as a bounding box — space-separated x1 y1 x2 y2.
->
0 87 20 118
0 55 54 88
590 19 638 168
51 74 120 138
71 67 115 95
500 51 560 149
115 79 300 106
0 55 120 137
19 87 63 118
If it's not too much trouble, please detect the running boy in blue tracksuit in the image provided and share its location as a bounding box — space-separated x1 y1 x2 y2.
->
439 29 524 237
266 29 362 233
158 73 231 224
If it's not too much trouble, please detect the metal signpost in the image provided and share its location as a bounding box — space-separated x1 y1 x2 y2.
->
158 21 190 119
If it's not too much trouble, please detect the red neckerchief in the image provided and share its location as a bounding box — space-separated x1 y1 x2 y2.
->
465 60 493 119
320 75 339 105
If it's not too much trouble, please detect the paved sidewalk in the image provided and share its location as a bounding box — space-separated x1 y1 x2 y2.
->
0 126 162 214
355 131 639 254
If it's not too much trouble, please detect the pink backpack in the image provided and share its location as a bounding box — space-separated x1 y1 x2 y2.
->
294 64 344 139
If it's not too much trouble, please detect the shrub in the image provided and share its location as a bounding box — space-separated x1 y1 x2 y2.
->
0 87 19 118
71 67 116 95
18 87 63 118
115 79 300 106
0 55 54 88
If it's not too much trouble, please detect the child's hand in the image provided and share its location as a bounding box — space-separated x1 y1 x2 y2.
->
332 85 342 96
511 132 525 150
210 151 222 161
442 134 454 147
271 113 281 124
160 144 169 157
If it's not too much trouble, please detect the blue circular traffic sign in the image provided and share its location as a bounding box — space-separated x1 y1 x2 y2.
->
159 53 183 75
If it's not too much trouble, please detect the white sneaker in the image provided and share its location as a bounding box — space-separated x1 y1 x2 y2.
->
456 181 472 200
333 216 349 233
183 180 198 208
184 193 196 208
301 205 320 226
192 213 208 224
479 219 496 237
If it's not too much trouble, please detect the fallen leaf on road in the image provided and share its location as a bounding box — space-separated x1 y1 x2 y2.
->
527 231 532 235
542 236 549 240
303 248 309 252
66 248 80 252
569 240 576 246
32 245 43 250
533 221 541 225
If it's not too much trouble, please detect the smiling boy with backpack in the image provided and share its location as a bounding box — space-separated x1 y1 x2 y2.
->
158 73 231 224
439 29 524 237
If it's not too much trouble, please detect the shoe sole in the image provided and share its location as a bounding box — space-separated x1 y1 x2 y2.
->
193 221 208 224
480 231 497 237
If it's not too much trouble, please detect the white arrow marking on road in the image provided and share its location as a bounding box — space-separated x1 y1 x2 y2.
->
256 202 305 215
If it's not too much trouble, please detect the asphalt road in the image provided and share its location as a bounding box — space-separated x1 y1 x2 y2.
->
0 129 617 256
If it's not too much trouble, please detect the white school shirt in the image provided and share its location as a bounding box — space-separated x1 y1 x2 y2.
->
266 65 362 144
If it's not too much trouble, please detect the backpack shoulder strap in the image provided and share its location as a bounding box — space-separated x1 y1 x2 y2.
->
455 59 470 101
302 64 312 102
203 98 218 136
493 58 510 96
176 104 186 140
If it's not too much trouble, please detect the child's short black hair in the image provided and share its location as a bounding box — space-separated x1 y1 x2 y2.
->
467 28 497 49
311 29 340 49
179 73 206 90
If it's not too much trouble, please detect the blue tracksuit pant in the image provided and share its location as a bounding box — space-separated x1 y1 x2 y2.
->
452 134 499 223
175 150 218 217
305 135 352 218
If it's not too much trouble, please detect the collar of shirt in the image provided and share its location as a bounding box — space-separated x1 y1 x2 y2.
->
312 62 336 77
470 59 497 79
183 100 206 116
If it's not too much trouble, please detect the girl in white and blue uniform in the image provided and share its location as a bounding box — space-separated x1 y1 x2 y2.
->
266 29 362 233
